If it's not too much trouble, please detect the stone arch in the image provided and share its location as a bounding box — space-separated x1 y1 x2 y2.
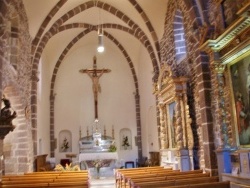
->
49 27 143 159
31 2 159 73
31 0 68 53
30 4 161 153
128 0 161 61
32 0 160 70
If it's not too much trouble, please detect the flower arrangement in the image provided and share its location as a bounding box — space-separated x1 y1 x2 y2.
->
109 141 117 152
61 137 69 151
54 163 80 171
109 144 117 152
92 159 105 173
122 136 130 149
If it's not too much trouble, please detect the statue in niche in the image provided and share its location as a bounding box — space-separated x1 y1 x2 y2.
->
0 97 17 125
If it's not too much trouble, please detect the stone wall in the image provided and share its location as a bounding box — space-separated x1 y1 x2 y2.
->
0 0 33 174
158 0 249 175
158 0 227 174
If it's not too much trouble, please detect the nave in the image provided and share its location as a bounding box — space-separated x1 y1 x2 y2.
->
0 166 236 188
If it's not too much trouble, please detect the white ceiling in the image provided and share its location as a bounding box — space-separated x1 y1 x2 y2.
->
23 0 168 68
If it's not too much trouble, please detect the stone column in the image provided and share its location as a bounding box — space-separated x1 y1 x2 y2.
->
196 52 217 174
134 93 142 160
0 125 15 178
50 94 56 158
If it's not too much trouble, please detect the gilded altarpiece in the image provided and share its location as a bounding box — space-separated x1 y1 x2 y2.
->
201 1 250 182
155 65 194 171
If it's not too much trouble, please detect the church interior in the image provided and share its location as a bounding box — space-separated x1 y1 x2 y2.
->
0 0 250 187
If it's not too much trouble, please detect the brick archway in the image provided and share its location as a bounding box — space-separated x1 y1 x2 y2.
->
30 1 160 160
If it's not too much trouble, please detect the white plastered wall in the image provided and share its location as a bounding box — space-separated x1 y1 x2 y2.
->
138 45 159 159
37 56 52 158
53 43 138 164
36 38 159 166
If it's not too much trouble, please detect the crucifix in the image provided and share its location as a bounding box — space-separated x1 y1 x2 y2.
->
79 56 111 120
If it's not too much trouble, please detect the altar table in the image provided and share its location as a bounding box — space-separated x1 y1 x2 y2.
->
79 152 118 162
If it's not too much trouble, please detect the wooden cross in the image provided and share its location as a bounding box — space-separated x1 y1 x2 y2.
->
79 56 111 120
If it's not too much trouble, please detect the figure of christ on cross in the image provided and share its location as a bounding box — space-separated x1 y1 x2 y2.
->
79 56 111 119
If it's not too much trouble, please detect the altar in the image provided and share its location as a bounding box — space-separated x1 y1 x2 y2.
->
79 152 118 162
78 118 119 176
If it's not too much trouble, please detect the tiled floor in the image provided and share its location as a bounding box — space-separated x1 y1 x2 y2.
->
89 176 116 188
89 167 116 188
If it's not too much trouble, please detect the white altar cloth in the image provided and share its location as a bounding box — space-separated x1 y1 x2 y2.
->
79 152 118 162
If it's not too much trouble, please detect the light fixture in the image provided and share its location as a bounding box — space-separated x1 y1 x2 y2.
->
97 27 104 53
97 7 104 53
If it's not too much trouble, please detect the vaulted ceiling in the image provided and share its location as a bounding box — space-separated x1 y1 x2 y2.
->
23 0 168 73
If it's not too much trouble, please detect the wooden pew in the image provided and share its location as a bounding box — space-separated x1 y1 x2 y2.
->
119 169 205 188
48 181 88 187
230 182 250 188
1 179 54 184
24 170 88 175
126 173 210 188
115 166 166 177
0 183 49 187
165 181 230 188
131 176 219 188
0 170 89 188
115 167 168 187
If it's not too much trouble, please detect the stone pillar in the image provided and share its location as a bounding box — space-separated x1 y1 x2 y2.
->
197 52 217 174
134 93 142 160
0 125 15 178
50 94 56 158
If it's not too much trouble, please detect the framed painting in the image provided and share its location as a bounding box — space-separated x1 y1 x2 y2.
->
229 54 250 147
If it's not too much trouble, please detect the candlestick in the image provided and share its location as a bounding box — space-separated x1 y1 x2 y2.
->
79 126 82 139
104 125 106 139
112 125 114 139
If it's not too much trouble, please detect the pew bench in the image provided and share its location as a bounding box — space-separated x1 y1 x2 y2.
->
116 168 183 186
131 176 219 188
118 169 206 188
24 170 88 175
125 173 210 188
116 167 167 187
0 183 49 187
0 170 89 188
120 171 209 188
166 181 230 188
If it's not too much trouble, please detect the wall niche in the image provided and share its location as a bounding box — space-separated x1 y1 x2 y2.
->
59 130 72 153
120 128 132 150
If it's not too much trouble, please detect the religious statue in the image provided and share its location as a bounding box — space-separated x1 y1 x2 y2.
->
122 136 130 149
0 98 17 125
86 69 105 102
79 56 111 119
61 137 69 152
